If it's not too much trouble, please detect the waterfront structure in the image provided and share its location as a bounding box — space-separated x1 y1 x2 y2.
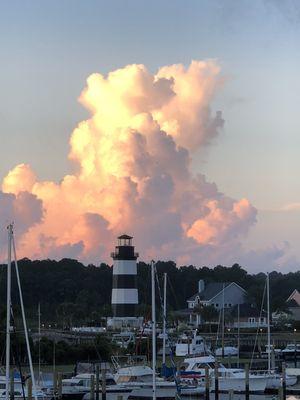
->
230 303 268 328
284 289 300 321
186 280 247 325
107 234 143 329
187 280 246 310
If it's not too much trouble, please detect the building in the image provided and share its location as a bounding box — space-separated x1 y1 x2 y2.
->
107 234 143 329
187 280 246 310
285 289 300 321
230 303 267 328
186 280 247 326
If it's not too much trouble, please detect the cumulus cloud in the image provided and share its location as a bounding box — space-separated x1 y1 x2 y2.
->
0 190 43 260
1 61 258 265
281 203 300 211
237 242 299 273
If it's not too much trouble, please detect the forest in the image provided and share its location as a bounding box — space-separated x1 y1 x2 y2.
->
0 258 298 328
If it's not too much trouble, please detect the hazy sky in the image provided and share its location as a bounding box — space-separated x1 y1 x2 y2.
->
0 0 299 270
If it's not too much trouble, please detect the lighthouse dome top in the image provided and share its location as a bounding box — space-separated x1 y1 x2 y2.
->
118 234 133 240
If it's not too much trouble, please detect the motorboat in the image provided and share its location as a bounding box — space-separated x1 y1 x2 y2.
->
60 373 132 400
265 371 296 389
282 343 300 356
179 355 268 392
215 346 238 357
175 331 210 356
0 375 47 399
256 275 297 390
111 332 135 349
261 344 282 357
249 370 297 389
114 364 210 398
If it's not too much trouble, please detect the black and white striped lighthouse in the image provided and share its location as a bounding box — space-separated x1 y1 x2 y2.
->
109 234 142 327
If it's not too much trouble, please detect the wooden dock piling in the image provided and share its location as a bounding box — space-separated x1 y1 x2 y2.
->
101 368 106 400
96 365 100 400
28 378 32 400
282 362 286 400
245 363 249 400
90 374 95 400
214 361 219 400
57 373 62 400
10 372 14 400
53 370 57 398
205 365 210 400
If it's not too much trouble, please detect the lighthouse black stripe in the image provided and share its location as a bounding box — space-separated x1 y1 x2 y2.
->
113 275 137 288
112 304 137 317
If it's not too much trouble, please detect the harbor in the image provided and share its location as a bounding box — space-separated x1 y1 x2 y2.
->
2 231 300 400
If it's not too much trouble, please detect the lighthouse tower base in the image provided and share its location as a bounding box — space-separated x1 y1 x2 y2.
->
107 316 144 329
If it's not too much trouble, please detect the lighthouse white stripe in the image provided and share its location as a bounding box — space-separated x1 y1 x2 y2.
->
111 288 138 304
113 260 137 275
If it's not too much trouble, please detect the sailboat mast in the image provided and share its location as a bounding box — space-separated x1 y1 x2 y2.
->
38 303 41 384
12 227 38 400
162 273 167 366
267 272 271 372
5 224 12 400
237 303 240 368
151 261 156 400
222 283 225 358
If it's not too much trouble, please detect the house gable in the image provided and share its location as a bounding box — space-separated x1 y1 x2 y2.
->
187 281 247 310
286 289 300 306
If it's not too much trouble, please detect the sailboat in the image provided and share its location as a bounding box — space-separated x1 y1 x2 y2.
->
263 273 297 389
215 284 238 358
1 224 47 400
112 263 209 398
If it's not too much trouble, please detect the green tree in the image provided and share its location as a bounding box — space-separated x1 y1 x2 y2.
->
194 304 219 331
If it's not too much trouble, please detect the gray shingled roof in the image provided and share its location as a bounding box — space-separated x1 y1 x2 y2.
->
187 282 232 302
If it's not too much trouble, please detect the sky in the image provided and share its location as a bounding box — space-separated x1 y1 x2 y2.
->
0 0 299 271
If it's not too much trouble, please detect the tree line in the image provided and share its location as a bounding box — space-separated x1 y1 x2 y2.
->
0 258 298 328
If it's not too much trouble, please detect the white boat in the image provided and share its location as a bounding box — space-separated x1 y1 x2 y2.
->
262 344 282 356
0 376 47 400
175 331 210 356
112 332 135 349
180 355 268 392
282 343 300 355
262 275 297 389
2 225 46 400
114 363 209 397
215 346 238 357
62 373 133 400
249 369 297 389
266 371 297 388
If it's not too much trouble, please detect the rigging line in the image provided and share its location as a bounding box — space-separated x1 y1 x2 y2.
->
166 278 180 311
250 280 267 369
10 305 26 400
215 307 222 348
154 265 181 398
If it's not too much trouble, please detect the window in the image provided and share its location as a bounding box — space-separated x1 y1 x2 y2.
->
248 317 255 323
228 303 232 307
215 303 219 308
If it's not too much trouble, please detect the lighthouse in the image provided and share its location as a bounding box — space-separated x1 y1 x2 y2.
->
107 234 143 328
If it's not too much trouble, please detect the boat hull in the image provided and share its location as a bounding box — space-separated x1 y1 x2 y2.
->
266 374 297 389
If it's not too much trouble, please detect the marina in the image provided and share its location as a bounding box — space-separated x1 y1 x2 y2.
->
2 230 300 400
